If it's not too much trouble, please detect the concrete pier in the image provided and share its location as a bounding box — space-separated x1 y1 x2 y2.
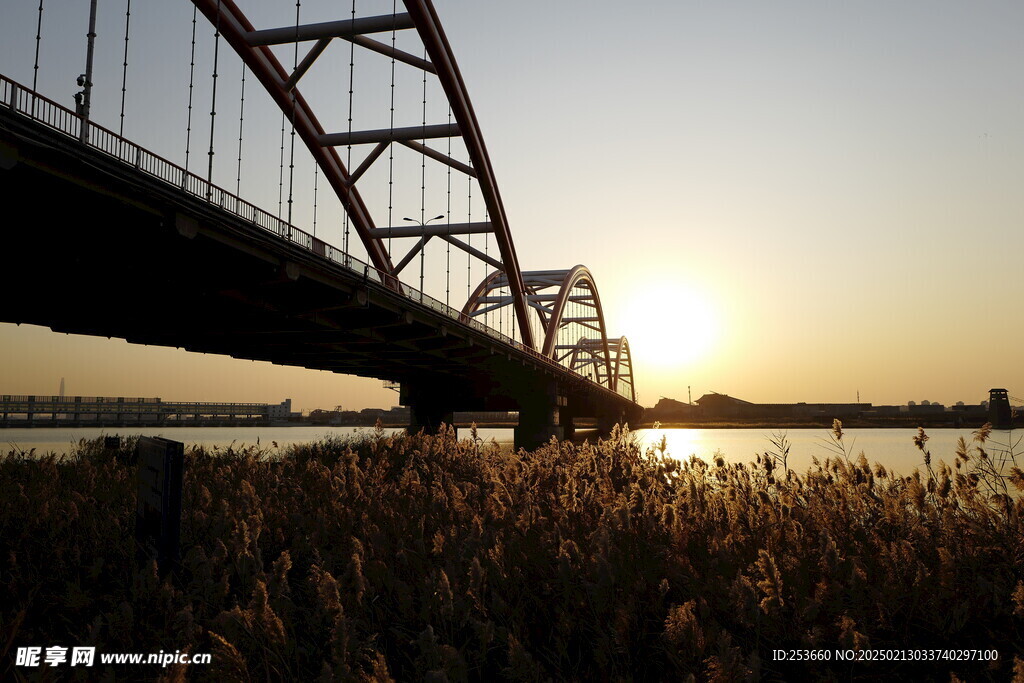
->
514 385 567 450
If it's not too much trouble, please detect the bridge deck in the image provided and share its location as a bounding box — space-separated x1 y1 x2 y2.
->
0 98 640 428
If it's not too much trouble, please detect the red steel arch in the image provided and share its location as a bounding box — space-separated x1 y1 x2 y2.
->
609 337 636 403
463 266 617 388
564 337 635 402
540 266 610 361
566 338 610 385
190 0 535 349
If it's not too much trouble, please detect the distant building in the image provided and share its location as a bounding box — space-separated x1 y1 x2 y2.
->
306 405 409 425
1 395 295 426
267 399 292 420
908 402 945 415
694 393 754 418
360 408 386 420
645 391 1003 425
989 388 1013 429
865 405 902 417
645 397 702 422
694 393 869 420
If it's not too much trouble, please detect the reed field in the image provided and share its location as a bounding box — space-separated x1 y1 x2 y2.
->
2 422 1024 681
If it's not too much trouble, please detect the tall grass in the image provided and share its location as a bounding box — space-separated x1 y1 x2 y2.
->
2 424 1023 680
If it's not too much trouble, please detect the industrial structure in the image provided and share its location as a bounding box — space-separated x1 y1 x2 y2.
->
647 389 1019 427
0 395 293 428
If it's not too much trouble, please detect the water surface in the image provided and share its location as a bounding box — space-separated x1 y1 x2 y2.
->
4 425 1018 476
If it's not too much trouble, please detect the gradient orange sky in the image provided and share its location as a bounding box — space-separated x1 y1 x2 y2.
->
2 0 1022 412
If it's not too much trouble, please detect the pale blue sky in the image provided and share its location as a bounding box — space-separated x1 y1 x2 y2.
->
2 1 1022 410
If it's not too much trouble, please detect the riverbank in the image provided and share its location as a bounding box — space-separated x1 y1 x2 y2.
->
3 429 1022 680
637 416 998 429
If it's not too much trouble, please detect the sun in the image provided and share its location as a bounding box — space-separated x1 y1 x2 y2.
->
617 279 719 370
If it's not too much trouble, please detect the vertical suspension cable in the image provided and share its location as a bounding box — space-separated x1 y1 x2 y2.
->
484 206 489 324
286 0 301 238
184 5 198 174
560 292 566 365
343 0 356 256
575 295 579 369
571 294 576 367
466 174 472 302
418 47 427 294
313 163 319 237
32 0 44 94
277 115 285 221
445 105 452 307
118 0 131 137
387 0 396 256
206 0 222 200
235 64 245 195
560 293 565 366
573 294 578 370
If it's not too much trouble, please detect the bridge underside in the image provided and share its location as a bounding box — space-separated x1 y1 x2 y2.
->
0 112 639 448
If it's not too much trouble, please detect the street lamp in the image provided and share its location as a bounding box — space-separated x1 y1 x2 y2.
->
403 215 445 293
403 214 445 225
78 0 99 143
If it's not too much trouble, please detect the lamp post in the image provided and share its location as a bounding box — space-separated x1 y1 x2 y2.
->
403 214 444 294
77 0 99 143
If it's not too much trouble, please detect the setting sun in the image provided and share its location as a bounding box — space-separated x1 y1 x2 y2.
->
619 279 720 370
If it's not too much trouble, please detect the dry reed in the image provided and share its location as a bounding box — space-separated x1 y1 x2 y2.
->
2 423 1023 680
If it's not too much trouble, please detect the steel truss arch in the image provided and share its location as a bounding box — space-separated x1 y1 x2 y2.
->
565 337 609 385
189 0 535 348
609 337 635 403
564 337 635 402
463 265 618 389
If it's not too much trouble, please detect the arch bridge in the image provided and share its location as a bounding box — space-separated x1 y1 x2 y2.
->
0 0 640 447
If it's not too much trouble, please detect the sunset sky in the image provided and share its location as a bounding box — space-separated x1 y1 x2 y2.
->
2 0 1022 412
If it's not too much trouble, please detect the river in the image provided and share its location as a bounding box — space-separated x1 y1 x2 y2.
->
4 424 1019 476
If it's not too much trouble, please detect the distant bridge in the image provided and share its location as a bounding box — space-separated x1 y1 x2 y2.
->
0 0 640 448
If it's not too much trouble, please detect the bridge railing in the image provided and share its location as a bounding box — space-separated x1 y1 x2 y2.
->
1 81 81 138
0 74 634 404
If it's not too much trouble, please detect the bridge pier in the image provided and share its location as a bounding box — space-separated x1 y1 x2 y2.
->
514 385 567 451
561 412 577 442
401 384 457 436
409 402 455 435
596 406 628 439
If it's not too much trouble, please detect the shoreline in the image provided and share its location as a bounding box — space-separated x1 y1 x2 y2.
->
634 417 1003 430
1 419 1006 431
